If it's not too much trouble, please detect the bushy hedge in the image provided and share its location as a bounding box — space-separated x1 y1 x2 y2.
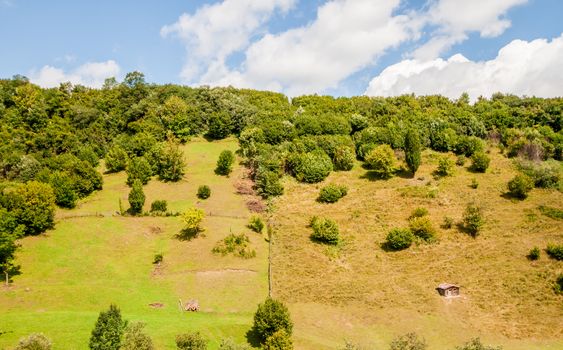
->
332 146 355 171
175 332 207 350
128 180 145 214
364 144 397 178
463 203 484 237
516 159 561 188
317 184 348 203
310 216 340 244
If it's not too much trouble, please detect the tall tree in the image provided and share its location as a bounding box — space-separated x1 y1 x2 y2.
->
89 304 127 350
128 180 145 215
404 129 422 176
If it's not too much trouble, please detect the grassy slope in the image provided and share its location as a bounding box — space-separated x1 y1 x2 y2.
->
271 148 563 349
0 138 268 349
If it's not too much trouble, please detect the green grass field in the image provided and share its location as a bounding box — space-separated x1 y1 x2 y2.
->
0 138 269 349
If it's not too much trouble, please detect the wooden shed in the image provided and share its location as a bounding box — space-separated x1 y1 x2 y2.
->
437 283 460 297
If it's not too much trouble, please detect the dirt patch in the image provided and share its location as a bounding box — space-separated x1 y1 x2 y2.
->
148 302 164 308
149 226 162 234
246 198 266 212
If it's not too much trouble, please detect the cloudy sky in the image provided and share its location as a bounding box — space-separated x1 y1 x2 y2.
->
1 0 562 100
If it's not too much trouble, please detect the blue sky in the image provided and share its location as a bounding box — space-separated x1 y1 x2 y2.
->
1 0 562 99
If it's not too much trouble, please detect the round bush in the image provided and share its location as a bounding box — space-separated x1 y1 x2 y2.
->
409 207 428 219
175 332 207 350
527 246 540 260
216 150 235 175
14 333 52 350
248 216 265 233
470 152 490 173
197 185 211 199
294 150 333 183
436 157 455 177
408 216 436 241
508 174 534 199
310 217 339 244
364 144 397 178
255 167 284 198
105 145 128 173
126 157 152 186
385 228 414 251
317 184 348 203
463 203 484 237
263 329 293 350
333 146 355 171
253 298 293 343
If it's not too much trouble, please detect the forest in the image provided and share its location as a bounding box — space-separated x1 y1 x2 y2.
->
0 72 562 349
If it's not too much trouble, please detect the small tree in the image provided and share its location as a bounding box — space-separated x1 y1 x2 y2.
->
263 329 293 350
527 247 540 260
126 157 152 186
389 332 427 350
294 150 333 183
365 144 397 178
197 185 211 199
507 174 533 199
128 180 145 214
435 157 455 177
333 146 355 171
463 203 484 237
385 228 414 251
14 333 52 350
404 129 422 176
89 304 127 350
49 171 78 209
455 338 502 350
310 217 340 244
178 208 205 239
8 181 56 236
248 216 265 233
175 332 207 350
253 298 293 343
317 184 348 203
121 322 154 350
105 145 129 173
156 141 186 182
470 152 490 173
216 150 235 175
408 216 436 242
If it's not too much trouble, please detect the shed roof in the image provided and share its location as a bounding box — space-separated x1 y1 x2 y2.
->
437 283 459 290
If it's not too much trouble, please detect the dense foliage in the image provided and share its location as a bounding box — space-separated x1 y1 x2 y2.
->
88 304 127 350
216 150 235 175
385 228 414 251
317 183 348 203
310 216 340 244
197 185 211 199
128 179 145 214
14 333 52 350
175 332 207 350
252 298 293 343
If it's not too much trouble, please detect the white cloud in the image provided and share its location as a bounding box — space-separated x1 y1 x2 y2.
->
413 0 528 59
365 34 563 101
202 0 419 96
29 60 120 88
161 0 296 82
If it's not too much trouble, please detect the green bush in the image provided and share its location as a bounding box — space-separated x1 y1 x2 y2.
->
317 184 348 203
5 181 56 236
77 146 100 168
470 178 479 189
121 322 154 350
507 174 534 199
456 155 466 166
404 129 422 175
294 150 333 183
178 208 205 239
49 171 78 208
263 329 293 350
14 333 52 350
554 274 563 295
517 159 561 188
389 332 427 350
455 136 484 156
546 243 563 260
197 185 211 199
175 332 207 350
216 150 235 175
89 304 127 350
218 338 251 350
253 298 293 343
155 141 185 182
126 157 152 186
255 167 284 198
538 205 563 220
409 207 428 219
364 144 397 178
527 247 540 260
207 111 232 140
470 152 490 173
150 200 167 212
333 146 355 171
212 233 256 258
350 114 369 132
310 217 340 244
455 338 502 350
128 180 145 215
385 228 414 251
409 216 436 242
463 203 484 237
248 216 265 233
436 157 455 177
153 253 163 264
442 216 454 229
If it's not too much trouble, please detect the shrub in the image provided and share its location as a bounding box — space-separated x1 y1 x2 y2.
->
255 168 284 198
455 135 484 156
333 146 355 171
178 208 205 239
263 329 293 350
470 178 479 189
546 243 563 260
155 141 186 182
555 274 563 295
350 113 369 132
253 298 293 343
14 333 52 350
538 205 563 220
89 304 127 350
455 338 502 350
216 150 235 175
6 181 56 236
517 159 561 188
409 207 428 219
409 216 436 242
126 157 152 186
404 129 422 175
294 150 333 183
248 216 265 233
385 228 414 251
435 157 455 177
212 233 256 258
218 338 251 350
463 203 484 237
121 322 154 350
470 152 490 173
364 144 397 178
197 185 211 199
507 174 533 199
310 217 340 244
150 200 167 213
153 253 163 264
318 184 348 203
77 146 100 167
527 247 540 260
49 171 78 208
442 216 454 229
207 111 232 140
456 155 466 166
389 332 427 350
128 180 145 214
175 332 207 350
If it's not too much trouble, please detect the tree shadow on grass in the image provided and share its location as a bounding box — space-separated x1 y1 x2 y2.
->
359 171 393 182
245 327 262 348
175 228 203 241
395 167 413 179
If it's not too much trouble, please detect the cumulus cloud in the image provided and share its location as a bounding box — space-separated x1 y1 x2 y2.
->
161 0 295 82
365 34 563 101
29 60 120 88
